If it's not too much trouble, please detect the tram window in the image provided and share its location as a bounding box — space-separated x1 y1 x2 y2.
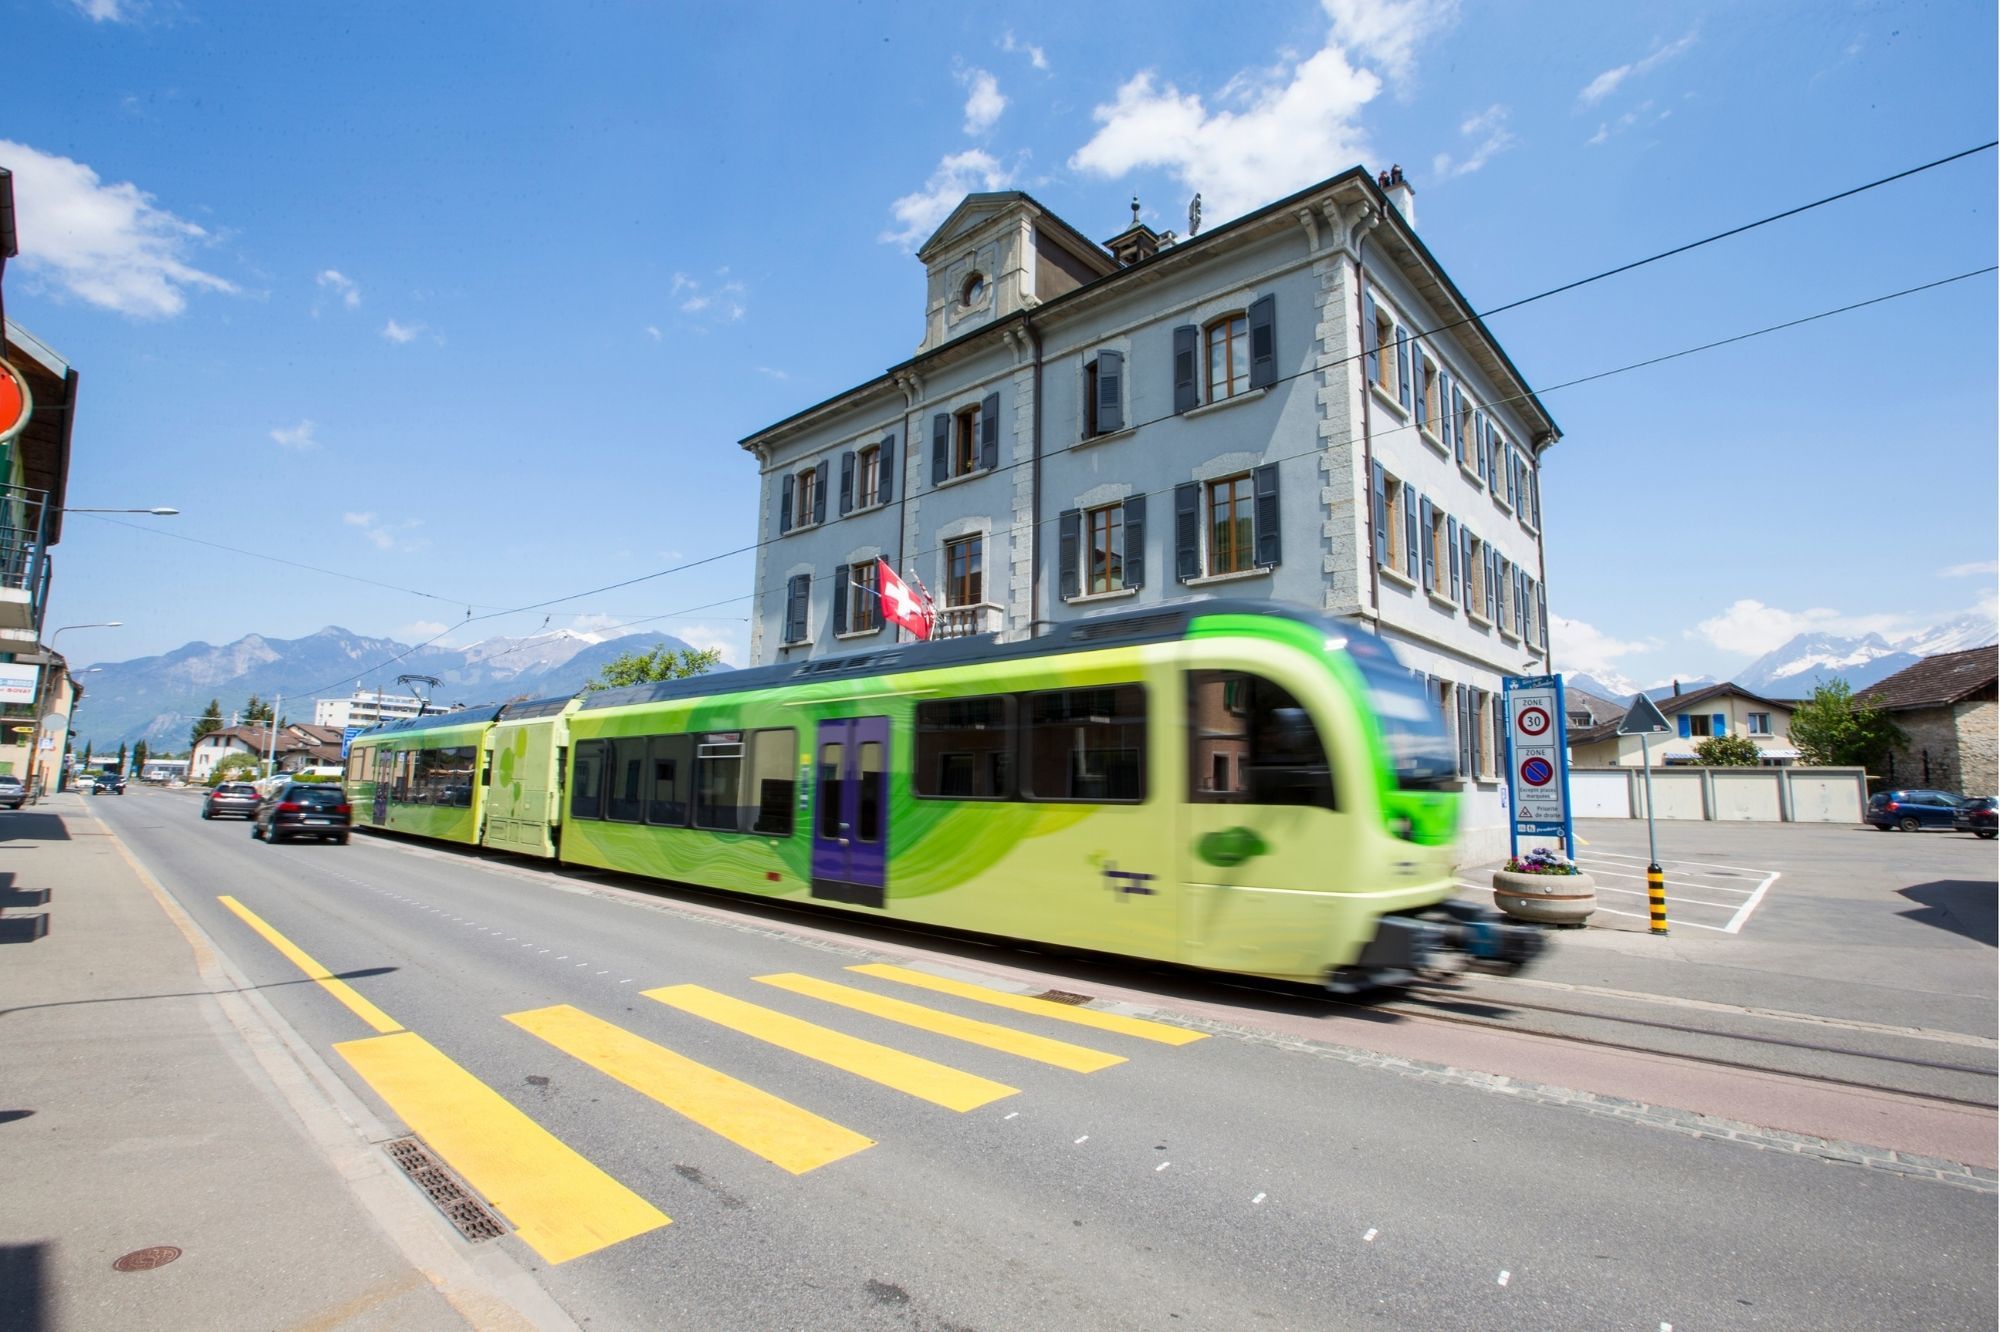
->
857 741 883 842
1187 671 1335 810
606 738 647 822
693 735 744 830
693 729 797 834
747 729 797 836
914 696 1015 799
571 740 607 819
818 743 844 838
1024 685 1146 803
646 735 692 826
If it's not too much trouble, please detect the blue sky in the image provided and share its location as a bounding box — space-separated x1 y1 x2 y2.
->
4 0 1993 696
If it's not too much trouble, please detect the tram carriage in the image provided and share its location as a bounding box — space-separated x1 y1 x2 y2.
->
344 601 1541 989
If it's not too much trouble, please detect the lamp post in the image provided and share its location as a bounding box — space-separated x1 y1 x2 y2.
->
63 506 179 516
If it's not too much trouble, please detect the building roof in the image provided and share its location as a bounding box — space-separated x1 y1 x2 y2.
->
1857 646 1999 712
1655 681 1795 715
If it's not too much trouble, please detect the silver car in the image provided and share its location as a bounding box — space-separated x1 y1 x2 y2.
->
202 782 262 819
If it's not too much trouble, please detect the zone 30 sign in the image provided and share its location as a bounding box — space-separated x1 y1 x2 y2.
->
1503 674 1573 854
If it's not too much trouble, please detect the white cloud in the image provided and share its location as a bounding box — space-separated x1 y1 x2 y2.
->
881 149 1018 248
1432 103 1516 179
756 366 788 380
1939 560 1998 578
960 68 1007 135
380 318 424 343
1584 98 1671 147
315 268 360 312
670 621 746 667
642 324 662 341
1579 30 1697 105
394 620 448 641
343 511 421 552
1000 31 1048 71
1691 599 1910 657
666 271 746 323
1549 612 1659 686
1320 0 1459 88
269 420 319 452
69 0 135 21
0 138 235 318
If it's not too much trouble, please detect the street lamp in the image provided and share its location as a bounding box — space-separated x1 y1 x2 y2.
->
46 621 121 652
62 506 179 515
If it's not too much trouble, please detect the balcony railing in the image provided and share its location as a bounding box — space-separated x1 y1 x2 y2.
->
0 483 52 636
933 602 1005 640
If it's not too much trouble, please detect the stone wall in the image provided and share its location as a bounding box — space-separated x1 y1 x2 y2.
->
1883 704 1980 795
1954 695 1997 795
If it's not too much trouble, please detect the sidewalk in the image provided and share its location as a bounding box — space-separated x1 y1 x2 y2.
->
0 797 564 1332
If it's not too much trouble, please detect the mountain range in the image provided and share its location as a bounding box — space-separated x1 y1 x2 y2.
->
71 627 718 749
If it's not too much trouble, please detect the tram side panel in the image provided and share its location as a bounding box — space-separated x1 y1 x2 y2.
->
484 713 565 858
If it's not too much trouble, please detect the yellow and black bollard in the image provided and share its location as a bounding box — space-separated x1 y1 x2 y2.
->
1647 863 1669 935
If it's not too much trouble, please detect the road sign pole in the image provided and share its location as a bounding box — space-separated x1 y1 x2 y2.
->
1640 731 1667 935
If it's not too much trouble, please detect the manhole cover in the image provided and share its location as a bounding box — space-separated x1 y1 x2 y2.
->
1031 989 1092 1006
112 1246 182 1272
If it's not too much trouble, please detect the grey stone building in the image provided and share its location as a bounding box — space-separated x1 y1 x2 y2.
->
1858 647 1998 796
739 166 1561 857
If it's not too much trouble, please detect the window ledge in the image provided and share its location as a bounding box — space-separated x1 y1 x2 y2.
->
1075 425 1136 450
1491 495 1514 515
835 626 883 641
842 500 889 518
1467 609 1492 629
932 467 995 493
782 520 822 537
1497 627 1520 644
1420 426 1449 457
1185 567 1272 588
1459 462 1484 487
1426 590 1458 613
1183 386 1269 420
1065 586 1140 605
1369 384 1408 420
1378 564 1418 590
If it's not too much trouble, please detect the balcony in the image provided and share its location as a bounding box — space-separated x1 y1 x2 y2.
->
0 484 53 636
933 602 1005 640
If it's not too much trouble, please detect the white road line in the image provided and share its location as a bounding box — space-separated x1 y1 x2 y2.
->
1590 904 1731 931
1363 1228 1378 1243
1155 1162 1170 1172
1578 866 1754 892
1723 872 1780 934
1004 1112 1018 1120
1583 850 1777 875
1075 1135 1089 1144
1497 1271 1510 1287
619 978 632 984
1589 883 1748 910
1252 1193 1265 1205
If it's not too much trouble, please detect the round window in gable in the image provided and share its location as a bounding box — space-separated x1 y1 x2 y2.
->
960 273 987 308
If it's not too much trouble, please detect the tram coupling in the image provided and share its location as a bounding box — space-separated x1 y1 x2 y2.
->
1324 901 1546 994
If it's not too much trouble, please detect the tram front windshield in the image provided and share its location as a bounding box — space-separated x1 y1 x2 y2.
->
1336 633 1458 792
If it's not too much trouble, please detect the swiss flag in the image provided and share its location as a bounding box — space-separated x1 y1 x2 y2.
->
876 558 934 640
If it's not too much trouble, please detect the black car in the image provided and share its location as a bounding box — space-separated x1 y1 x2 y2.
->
1864 789 1964 832
252 783 353 844
1952 796 1997 839
203 782 263 819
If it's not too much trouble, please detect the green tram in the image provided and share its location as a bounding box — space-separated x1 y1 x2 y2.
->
344 601 1541 989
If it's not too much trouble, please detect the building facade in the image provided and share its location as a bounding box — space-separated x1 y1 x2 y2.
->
1568 682 1799 767
740 169 1561 858
1859 647 1998 797
313 690 428 730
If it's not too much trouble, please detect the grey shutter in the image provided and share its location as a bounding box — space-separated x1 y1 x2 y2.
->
1371 461 1387 567
1361 293 1379 385
785 575 809 644
832 565 848 635
1247 294 1276 390
1539 585 1549 645
1485 548 1498 622
1172 325 1198 413
779 473 794 535
979 392 999 471
1396 331 1412 409
878 435 895 503
1123 494 1146 589
1096 351 1124 433
839 451 855 515
1419 496 1435 590
1475 414 1488 483
931 413 949 485
1447 516 1459 601
1471 690 1484 773
1174 482 1200 581
1461 527 1475 612
812 460 828 525
1457 688 1472 777
1411 349 1428 429
1403 492 1420 580
1529 466 1541 527
1449 382 1464 463
1058 508 1081 600
1253 464 1281 568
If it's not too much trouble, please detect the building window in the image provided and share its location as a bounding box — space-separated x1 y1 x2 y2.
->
1205 474 1254 576
960 272 986 307
1205 314 1248 402
1465 535 1487 619
1375 310 1399 396
1428 505 1451 597
944 534 983 607
794 467 818 529
953 404 982 476
1083 350 1124 437
855 446 881 508
1418 358 1440 433
840 561 881 634
1085 504 1124 594
1747 711 1772 735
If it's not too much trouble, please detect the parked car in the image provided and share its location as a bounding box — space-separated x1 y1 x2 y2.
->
252 783 353 844
1864 789 1964 832
202 782 263 820
1952 796 1997 839
0 774 24 810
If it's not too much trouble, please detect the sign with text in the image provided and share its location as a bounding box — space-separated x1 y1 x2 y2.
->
1503 674 1573 852
340 726 365 759
0 662 42 706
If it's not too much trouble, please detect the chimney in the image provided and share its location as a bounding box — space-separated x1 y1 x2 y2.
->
1101 195 1161 267
1672 680 1681 697
1377 163 1415 229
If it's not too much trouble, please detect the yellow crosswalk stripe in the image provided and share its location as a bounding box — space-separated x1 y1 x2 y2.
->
218 895 402 1034
335 1030 669 1263
643 984 1017 1112
755 973 1126 1073
506 1004 873 1175
848 964 1209 1046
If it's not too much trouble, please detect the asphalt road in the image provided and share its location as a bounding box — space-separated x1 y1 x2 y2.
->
96 789 1996 1331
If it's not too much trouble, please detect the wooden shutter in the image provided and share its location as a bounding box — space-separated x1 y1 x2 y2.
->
1361 293 1378 385
832 565 848 635
1461 528 1475 613
979 392 999 471
1457 687 1473 777
1096 351 1124 433
839 451 855 515
1058 508 1081 600
813 460 828 525
1404 492 1420 581
1174 482 1200 581
1396 330 1412 409
779 473 794 534
1371 461 1387 567
1172 325 1198 413
1247 294 1276 389
878 434 895 503
1475 414 1488 483
1123 494 1146 589
1419 496 1435 590
1447 516 1459 601
1450 383 1465 463
1253 464 1281 568
931 413 949 485
785 575 809 644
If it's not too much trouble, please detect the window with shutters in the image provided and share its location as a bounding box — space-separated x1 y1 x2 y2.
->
1085 504 1124 594
855 446 881 508
1374 309 1399 396
1418 357 1442 439
944 535 983 607
953 405 981 476
793 466 819 528
1378 473 1411 580
1428 506 1451 599
1495 561 1517 641
1081 350 1127 438
1205 314 1248 402
1465 534 1489 623
840 561 881 635
1206 474 1254 575
1456 393 1477 472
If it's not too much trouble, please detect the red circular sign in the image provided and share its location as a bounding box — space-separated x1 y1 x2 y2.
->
1518 705 1551 737
1520 756 1555 786
0 361 28 441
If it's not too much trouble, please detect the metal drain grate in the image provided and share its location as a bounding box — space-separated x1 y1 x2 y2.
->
384 1137 507 1243
1031 989 1092 1006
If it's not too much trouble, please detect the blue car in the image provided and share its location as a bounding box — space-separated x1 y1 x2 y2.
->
1864 789 1963 832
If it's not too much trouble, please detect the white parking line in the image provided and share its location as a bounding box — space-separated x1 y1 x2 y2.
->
1584 850 1777 876
1580 866 1755 893
1590 904 1730 931
1722 872 1780 934
1588 883 1748 911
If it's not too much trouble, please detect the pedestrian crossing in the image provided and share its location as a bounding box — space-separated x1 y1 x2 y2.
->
219 894 1206 1266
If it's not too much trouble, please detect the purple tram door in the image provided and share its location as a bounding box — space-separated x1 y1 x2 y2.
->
811 716 890 908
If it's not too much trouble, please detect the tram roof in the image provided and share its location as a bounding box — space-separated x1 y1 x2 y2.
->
579 599 1361 712
355 702 506 738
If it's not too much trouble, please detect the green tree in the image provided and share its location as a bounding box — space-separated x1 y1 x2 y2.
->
581 645 723 693
82 740 93 767
133 739 150 774
190 699 224 749
116 741 128 774
1693 733 1762 766
243 694 274 724
1789 679 1903 770
208 753 262 786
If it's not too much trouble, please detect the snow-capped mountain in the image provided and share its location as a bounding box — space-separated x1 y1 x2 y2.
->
1737 612 1997 697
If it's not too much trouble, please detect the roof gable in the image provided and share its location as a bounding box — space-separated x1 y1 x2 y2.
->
1858 646 1999 711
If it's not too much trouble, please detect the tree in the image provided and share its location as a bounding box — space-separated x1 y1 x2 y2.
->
581 645 723 693
82 740 93 768
243 695 274 724
190 699 224 749
1789 678 1903 771
133 739 150 774
1693 733 1762 766
208 753 262 786
116 741 128 774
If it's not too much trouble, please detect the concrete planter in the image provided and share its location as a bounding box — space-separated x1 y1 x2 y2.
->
1492 868 1596 925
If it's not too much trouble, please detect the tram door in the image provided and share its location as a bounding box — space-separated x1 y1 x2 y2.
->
811 717 890 908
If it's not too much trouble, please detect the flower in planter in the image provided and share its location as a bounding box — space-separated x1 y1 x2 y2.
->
1503 847 1580 876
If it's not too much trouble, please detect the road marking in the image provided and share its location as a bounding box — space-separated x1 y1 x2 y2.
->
1004 1111 1018 1120
849 965 1208 1046
1498 1271 1510 1287
1582 850 1776 875
1589 904 1731 931
1723 872 1780 934
506 1004 872 1175
336 1030 668 1263
1075 1135 1089 1144
756 973 1126 1073
1252 1193 1265 1205
217 896 402 1034
1587 883 1749 910
643 984 1017 1112
1570 866 1754 893
1363 1228 1378 1242
1155 1161 1170 1172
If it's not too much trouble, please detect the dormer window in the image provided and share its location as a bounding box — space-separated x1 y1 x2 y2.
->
960 272 987 307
